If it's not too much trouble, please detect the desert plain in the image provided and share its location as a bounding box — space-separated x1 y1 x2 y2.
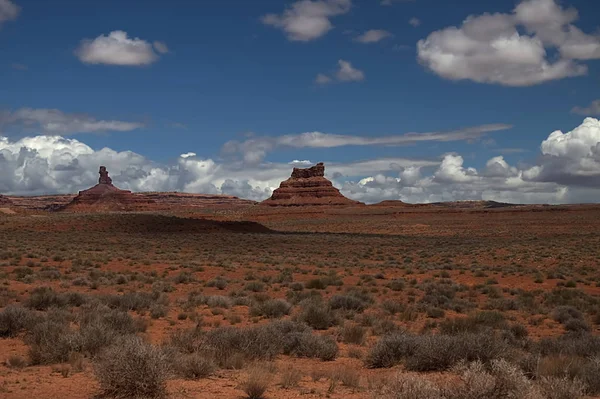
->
1 193 600 399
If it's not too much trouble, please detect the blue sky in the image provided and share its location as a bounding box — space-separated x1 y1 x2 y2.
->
1 0 600 203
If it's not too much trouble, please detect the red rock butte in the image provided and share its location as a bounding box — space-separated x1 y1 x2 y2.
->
262 162 363 206
63 166 148 211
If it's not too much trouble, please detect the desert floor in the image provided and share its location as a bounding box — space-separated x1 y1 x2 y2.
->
1 204 599 398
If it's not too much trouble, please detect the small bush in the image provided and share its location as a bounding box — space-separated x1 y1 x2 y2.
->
6 355 27 369
0 306 37 337
94 336 170 399
26 287 66 310
250 299 292 319
206 295 232 309
538 376 587 399
553 306 583 324
241 367 271 399
297 300 338 330
280 365 302 389
338 322 366 345
244 281 266 293
366 332 417 368
150 304 168 319
175 353 216 379
329 293 370 313
283 332 339 361
26 320 78 365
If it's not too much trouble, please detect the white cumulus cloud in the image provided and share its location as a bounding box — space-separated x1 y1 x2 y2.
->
417 0 599 86
75 31 165 66
0 0 19 26
261 0 352 42
355 29 392 43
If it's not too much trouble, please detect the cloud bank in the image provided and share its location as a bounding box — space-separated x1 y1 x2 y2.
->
1 119 600 204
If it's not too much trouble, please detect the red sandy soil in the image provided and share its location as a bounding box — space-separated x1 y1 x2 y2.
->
1 202 599 398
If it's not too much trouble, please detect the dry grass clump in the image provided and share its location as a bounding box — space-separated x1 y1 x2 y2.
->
240 366 272 399
93 336 170 399
250 299 292 319
174 353 217 379
279 365 302 388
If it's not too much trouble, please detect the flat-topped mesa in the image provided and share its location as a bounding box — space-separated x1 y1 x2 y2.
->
261 162 363 207
291 162 325 179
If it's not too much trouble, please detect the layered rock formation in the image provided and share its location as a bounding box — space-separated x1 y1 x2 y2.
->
62 166 147 211
0 195 13 206
262 162 362 206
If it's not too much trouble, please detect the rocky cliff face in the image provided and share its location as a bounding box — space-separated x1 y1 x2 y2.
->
262 162 362 206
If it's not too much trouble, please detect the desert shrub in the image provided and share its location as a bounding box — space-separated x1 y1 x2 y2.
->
6 355 27 369
439 311 506 335
305 278 328 290
552 306 583 323
338 322 366 345
207 295 232 309
332 365 361 389
174 353 216 379
536 334 600 357
426 307 445 318
563 318 591 334
244 281 266 292
296 299 338 330
449 360 537 399
372 318 401 336
100 292 155 312
79 304 145 334
168 327 205 354
509 323 529 340
173 271 194 284
533 355 600 395
367 332 507 371
366 332 417 368
206 277 228 290
289 282 304 291
405 333 508 372
329 293 370 313
0 305 38 337
537 376 587 399
150 304 168 319
204 324 286 363
94 336 170 399
381 300 405 315
387 279 406 292
250 299 292 319
280 365 302 389
63 292 88 307
241 367 271 399
26 287 67 310
26 320 79 365
282 332 338 361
